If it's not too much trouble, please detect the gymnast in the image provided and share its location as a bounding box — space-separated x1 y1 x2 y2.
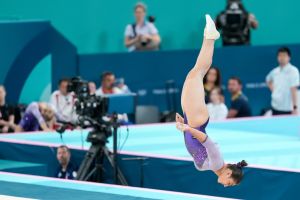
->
176 14 247 187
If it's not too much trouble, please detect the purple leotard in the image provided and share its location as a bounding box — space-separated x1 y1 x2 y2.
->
184 114 224 171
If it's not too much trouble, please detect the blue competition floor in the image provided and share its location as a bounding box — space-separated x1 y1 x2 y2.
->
1 116 300 170
0 172 232 200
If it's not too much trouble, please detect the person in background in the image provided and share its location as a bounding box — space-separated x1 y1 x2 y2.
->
0 85 15 133
216 0 258 46
88 81 97 95
116 78 131 94
266 47 300 115
50 78 77 124
124 2 161 52
203 67 222 103
55 145 78 180
227 77 252 118
12 102 55 132
207 87 228 120
96 72 123 96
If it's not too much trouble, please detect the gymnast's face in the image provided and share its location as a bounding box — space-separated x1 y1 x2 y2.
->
218 168 236 187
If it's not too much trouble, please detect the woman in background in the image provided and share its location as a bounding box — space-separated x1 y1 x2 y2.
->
207 87 228 121
203 67 222 103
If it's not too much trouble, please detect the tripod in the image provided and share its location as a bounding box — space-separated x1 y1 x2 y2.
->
76 120 128 185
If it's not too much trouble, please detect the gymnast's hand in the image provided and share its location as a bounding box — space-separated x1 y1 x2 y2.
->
175 113 184 123
176 122 190 132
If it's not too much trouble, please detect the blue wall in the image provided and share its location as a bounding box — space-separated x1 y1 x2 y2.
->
0 20 78 104
79 44 300 115
1 0 300 53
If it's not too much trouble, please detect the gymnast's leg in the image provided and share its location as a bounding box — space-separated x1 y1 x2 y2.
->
181 15 220 127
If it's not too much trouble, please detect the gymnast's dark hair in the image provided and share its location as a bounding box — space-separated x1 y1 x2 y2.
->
227 160 248 184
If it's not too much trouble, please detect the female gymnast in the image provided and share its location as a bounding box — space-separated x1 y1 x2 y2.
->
176 14 247 187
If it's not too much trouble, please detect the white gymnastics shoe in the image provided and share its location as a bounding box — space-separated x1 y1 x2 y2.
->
204 14 220 40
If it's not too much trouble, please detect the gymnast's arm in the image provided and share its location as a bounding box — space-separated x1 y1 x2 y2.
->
176 123 224 170
176 122 207 142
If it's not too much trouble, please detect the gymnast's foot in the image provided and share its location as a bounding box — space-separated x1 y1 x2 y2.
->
204 14 220 40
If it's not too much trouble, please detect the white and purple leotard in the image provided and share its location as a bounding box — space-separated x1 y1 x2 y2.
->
184 114 224 171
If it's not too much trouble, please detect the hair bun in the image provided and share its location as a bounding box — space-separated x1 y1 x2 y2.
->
237 160 248 168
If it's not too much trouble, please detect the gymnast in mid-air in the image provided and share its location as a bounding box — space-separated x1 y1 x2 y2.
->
176 14 247 187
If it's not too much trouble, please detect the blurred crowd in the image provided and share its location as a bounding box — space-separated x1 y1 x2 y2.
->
0 71 131 134
0 47 298 136
205 47 299 121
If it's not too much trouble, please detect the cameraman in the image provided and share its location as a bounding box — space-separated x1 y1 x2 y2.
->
124 2 161 52
216 0 258 46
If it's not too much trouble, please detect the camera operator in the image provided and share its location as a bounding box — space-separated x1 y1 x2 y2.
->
124 2 161 52
216 0 258 46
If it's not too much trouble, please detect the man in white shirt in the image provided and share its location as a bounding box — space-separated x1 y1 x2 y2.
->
96 72 123 96
50 79 78 123
124 2 161 52
266 47 300 115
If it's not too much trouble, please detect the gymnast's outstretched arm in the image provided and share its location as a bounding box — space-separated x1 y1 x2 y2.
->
176 122 207 143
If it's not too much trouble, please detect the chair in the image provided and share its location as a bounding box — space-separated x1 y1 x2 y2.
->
135 106 160 124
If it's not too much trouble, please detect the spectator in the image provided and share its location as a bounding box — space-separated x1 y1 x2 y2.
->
0 85 15 133
50 78 77 124
116 78 131 94
55 145 78 180
207 87 228 120
124 2 161 52
14 102 55 132
216 0 258 46
203 67 222 103
227 77 252 118
96 72 122 96
88 81 97 95
266 47 300 115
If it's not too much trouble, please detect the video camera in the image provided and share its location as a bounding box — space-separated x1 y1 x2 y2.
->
67 77 111 144
218 0 250 45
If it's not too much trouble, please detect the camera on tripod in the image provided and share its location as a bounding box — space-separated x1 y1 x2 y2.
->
67 77 127 185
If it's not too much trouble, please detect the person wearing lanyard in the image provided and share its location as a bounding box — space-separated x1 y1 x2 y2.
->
55 145 78 180
227 77 252 118
124 2 161 52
